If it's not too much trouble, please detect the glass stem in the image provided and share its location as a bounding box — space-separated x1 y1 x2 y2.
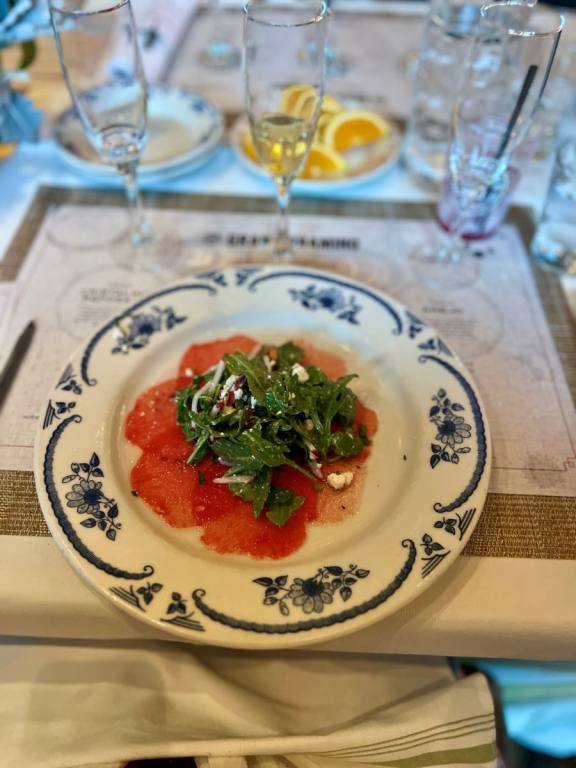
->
274 183 292 259
441 207 469 265
118 161 152 247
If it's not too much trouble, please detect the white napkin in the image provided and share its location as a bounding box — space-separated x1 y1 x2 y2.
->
0 639 496 768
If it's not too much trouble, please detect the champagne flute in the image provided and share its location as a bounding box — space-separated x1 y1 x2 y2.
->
243 0 327 260
49 0 169 269
410 2 564 288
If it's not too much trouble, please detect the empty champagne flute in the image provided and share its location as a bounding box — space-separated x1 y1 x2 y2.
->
49 0 172 270
410 2 564 288
243 0 328 260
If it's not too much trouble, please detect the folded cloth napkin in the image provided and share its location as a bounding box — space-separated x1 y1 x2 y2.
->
0 638 496 768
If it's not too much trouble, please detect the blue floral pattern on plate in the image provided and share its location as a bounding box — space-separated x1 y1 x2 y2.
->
112 306 186 354
63 452 121 541
254 564 370 617
429 388 472 468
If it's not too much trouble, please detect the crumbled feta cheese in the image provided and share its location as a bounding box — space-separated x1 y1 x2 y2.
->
327 471 354 491
304 419 314 431
250 396 257 408
263 355 276 372
184 367 194 378
291 363 309 382
233 388 244 401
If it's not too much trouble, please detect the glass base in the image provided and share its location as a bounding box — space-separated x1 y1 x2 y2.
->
112 232 184 275
409 241 480 290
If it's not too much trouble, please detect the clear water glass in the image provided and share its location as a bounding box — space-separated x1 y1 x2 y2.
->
49 0 155 259
243 0 327 260
403 0 484 187
199 0 241 70
532 138 576 275
411 2 564 288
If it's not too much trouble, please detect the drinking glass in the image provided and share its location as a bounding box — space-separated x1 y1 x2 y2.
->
243 0 327 260
199 0 241 70
531 137 576 275
49 0 168 269
300 0 349 77
411 2 564 288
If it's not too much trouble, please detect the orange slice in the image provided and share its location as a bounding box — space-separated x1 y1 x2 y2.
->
241 130 259 163
279 84 315 116
321 94 344 114
323 110 391 152
316 113 333 141
300 143 347 180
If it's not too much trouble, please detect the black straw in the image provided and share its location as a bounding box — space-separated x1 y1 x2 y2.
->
495 63 538 160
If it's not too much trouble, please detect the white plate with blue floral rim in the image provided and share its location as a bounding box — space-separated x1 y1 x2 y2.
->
34 265 491 649
53 85 223 182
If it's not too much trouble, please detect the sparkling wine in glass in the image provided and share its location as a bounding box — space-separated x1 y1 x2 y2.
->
49 0 175 270
243 0 328 260
410 2 564 288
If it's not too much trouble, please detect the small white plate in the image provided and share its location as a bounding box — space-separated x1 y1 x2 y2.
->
231 116 402 193
53 86 223 181
34 266 491 650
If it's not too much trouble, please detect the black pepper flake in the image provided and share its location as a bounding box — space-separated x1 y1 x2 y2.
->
198 471 206 485
131 490 139 497
403 454 407 461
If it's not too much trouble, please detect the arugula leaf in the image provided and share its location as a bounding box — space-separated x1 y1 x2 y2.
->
265 486 305 527
224 352 269 402
187 433 211 465
330 430 364 458
237 429 289 466
335 386 357 426
276 341 304 368
212 438 263 473
230 466 271 518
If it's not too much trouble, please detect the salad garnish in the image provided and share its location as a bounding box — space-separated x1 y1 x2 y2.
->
175 341 369 527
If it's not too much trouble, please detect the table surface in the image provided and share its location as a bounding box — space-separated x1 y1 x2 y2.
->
1 0 576 659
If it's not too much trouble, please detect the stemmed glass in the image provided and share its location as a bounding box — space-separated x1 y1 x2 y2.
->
411 2 564 288
243 0 328 260
49 0 171 270
199 0 241 70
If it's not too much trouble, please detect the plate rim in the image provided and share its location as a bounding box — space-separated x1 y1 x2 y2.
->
33 264 492 649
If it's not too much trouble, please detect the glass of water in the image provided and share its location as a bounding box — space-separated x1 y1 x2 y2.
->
49 0 160 266
532 138 576 275
411 2 564 288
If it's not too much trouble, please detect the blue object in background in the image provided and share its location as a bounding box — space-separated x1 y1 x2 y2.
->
472 661 576 760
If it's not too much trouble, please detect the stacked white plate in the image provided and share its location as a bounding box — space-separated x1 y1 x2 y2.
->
53 85 223 183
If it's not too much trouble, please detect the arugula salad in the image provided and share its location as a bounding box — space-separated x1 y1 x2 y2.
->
175 341 369 527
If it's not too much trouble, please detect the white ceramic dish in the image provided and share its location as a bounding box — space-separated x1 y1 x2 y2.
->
53 85 223 182
34 265 491 649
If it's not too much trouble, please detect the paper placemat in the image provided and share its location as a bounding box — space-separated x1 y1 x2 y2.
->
0 187 575 561
168 7 423 117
